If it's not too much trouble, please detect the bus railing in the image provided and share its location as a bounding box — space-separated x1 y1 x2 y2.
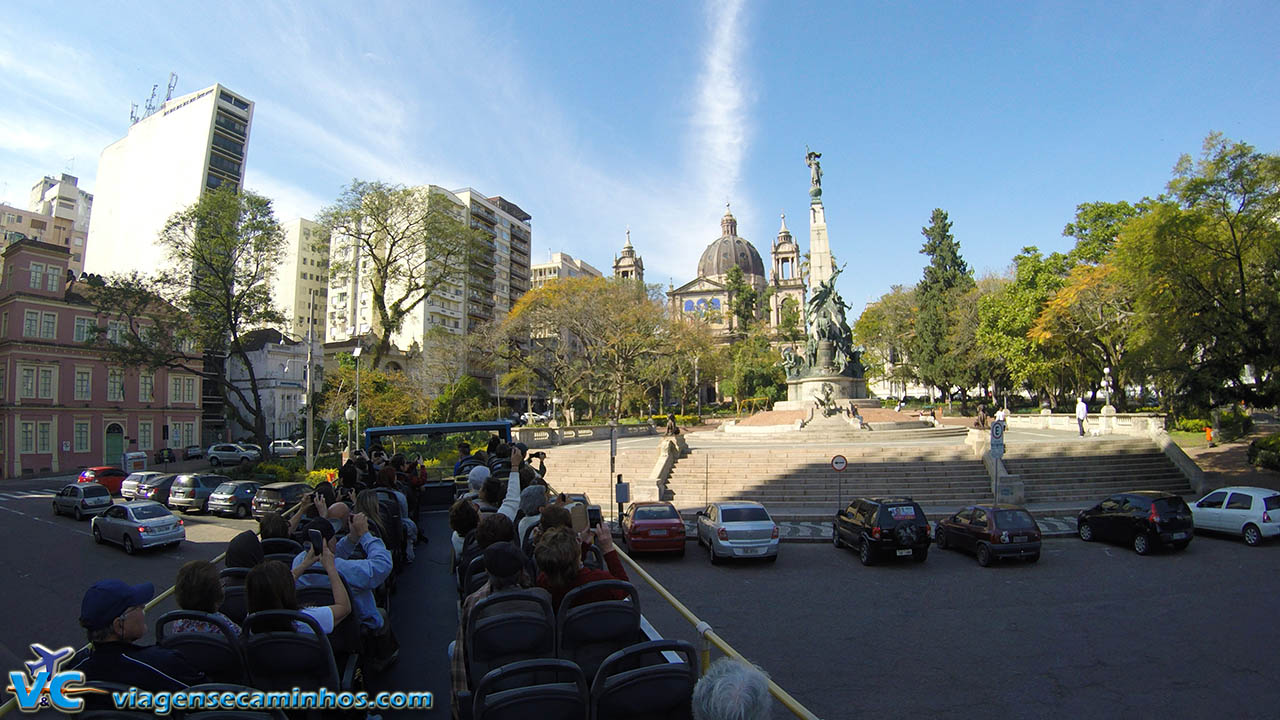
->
612 546 822 720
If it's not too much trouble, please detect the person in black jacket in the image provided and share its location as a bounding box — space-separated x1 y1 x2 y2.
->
68 579 204 691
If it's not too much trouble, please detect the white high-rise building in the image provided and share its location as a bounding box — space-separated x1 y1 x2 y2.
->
275 218 330 342
531 252 602 289
87 83 253 276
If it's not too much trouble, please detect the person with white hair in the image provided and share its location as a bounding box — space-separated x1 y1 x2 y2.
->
692 657 771 720
464 465 490 500
1076 396 1088 436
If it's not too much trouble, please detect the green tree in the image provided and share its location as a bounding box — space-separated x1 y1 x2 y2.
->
1062 200 1144 265
911 208 974 398
977 247 1072 404
723 265 758 330
853 285 917 393
716 327 786 403
320 355 429 432
320 181 489 368
1115 133 1280 408
776 296 804 343
89 186 285 449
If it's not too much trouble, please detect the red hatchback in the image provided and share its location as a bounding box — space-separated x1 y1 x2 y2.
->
78 467 128 495
621 502 687 556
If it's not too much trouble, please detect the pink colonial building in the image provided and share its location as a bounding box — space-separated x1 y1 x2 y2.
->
0 239 203 478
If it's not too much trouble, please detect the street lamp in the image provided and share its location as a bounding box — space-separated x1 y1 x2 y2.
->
345 404 357 453
1102 366 1112 408
694 356 701 419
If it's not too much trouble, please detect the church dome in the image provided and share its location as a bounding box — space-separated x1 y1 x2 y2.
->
697 206 766 279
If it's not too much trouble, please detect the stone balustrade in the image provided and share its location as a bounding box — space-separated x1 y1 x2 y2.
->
1002 409 1166 436
513 422 658 449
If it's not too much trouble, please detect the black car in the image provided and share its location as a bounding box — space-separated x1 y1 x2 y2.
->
252 482 310 519
833 497 931 565
1077 491 1194 555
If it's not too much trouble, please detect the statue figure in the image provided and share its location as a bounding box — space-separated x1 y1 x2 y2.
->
805 148 823 191
778 346 803 379
814 382 836 416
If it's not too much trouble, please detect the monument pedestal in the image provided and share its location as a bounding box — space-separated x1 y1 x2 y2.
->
774 375 868 411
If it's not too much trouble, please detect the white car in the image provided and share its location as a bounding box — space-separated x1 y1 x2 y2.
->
695 501 780 564
91 500 185 554
1190 486 1280 546
207 443 260 466
270 440 301 458
521 412 549 424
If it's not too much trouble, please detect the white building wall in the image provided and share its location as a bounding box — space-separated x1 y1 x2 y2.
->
87 84 252 277
226 341 308 441
277 219 329 342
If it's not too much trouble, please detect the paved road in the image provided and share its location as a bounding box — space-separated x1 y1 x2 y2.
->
626 535 1280 720
0 474 255 677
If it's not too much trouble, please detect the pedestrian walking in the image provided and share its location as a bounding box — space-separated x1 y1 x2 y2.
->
1076 397 1088 436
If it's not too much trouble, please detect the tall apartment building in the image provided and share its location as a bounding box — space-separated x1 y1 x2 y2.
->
531 252 602 289
0 203 89 275
88 83 253 276
326 187 531 392
275 219 330 342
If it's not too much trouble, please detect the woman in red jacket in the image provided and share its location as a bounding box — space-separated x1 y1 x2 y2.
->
534 525 629 611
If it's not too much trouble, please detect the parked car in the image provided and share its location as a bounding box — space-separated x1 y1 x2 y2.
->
135 474 178 506
935 504 1042 566
52 482 113 521
833 497 931 565
252 481 311 519
520 412 549 424
1189 486 1280 546
270 440 301 458
168 473 231 513
240 443 264 458
184 446 205 461
208 480 262 519
121 471 168 500
621 501 686 556
155 448 177 464
207 443 259 466
695 501 779 564
1077 491 1194 554
78 467 127 495
91 500 184 554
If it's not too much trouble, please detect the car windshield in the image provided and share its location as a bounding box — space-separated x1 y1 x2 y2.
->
721 507 770 522
132 505 169 519
141 476 171 487
214 483 237 494
635 505 678 520
82 485 110 498
1154 498 1189 514
1266 496 1280 511
174 475 197 487
995 510 1036 529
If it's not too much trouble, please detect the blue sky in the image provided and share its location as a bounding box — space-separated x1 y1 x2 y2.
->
1 0 1276 311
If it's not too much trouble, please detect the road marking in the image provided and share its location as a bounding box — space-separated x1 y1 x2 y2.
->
0 504 91 536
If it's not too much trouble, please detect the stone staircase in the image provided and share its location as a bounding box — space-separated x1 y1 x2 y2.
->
663 445 991 521
542 435 1197 523
541 445 657 506
1004 437 1193 504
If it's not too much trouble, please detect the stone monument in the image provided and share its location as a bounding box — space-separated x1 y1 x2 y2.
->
775 149 868 411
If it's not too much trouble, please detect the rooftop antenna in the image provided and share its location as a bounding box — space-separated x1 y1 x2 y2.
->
130 72 177 125
142 84 159 118
164 72 178 102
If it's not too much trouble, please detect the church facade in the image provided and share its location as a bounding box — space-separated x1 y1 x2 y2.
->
665 206 805 339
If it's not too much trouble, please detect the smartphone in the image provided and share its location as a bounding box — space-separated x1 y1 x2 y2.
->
308 529 324 556
587 505 603 529
566 502 589 534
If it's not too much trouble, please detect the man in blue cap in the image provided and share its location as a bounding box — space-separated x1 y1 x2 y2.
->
67 579 204 691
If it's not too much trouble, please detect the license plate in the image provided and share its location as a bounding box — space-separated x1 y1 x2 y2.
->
1172 532 1187 540
90 498 108 506
649 529 668 536
896 549 913 557
1013 536 1027 543
739 547 764 555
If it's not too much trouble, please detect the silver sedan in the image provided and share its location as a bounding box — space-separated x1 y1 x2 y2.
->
695 501 780 564
91 500 185 555
52 483 113 521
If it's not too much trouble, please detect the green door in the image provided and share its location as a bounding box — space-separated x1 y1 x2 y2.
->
104 423 125 465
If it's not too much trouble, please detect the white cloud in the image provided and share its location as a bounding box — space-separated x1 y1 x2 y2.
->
693 0 749 209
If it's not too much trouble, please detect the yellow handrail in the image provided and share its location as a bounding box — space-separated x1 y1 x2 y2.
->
0 500 306 717
614 547 821 720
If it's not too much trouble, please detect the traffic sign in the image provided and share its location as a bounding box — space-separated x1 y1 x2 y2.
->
990 420 1006 458
831 454 847 472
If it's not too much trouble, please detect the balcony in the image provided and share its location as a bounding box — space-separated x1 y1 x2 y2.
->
511 227 530 243
467 304 493 321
